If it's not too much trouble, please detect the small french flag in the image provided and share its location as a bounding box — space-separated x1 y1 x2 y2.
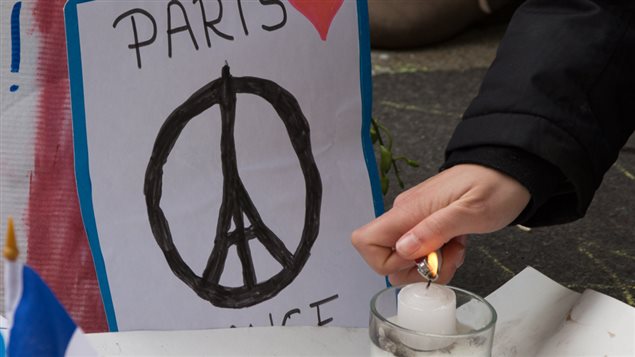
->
3 217 96 356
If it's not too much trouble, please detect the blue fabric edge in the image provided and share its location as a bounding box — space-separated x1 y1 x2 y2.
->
9 266 76 356
356 0 384 218
356 1 389 288
64 0 119 332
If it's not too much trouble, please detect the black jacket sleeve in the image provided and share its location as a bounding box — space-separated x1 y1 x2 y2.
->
442 0 635 227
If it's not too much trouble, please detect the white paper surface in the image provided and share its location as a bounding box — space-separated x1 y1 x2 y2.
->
67 0 384 331
486 267 580 357
87 326 369 356
486 266 635 357
85 266 635 355
536 289 635 357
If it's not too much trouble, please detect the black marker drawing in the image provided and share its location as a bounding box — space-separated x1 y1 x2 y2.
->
144 64 322 308
113 3 287 69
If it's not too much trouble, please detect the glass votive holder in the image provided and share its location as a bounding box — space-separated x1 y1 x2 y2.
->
369 285 497 356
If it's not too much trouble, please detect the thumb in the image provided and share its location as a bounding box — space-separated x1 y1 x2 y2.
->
395 202 477 260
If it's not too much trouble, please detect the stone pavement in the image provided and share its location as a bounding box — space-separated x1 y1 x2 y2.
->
370 24 635 306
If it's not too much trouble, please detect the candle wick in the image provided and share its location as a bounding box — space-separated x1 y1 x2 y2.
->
426 280 432 289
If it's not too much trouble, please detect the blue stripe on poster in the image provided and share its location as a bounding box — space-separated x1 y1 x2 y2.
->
64 0 119 332
356 0 385 217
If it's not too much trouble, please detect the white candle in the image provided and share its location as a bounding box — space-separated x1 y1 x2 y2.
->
397 282 457 350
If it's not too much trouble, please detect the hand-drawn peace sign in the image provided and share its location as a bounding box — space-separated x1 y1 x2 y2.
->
144 64 322 308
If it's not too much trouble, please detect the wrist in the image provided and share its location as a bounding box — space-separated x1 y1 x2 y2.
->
442 146 565 225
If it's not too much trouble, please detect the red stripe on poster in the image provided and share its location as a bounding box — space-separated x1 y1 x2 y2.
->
26 0 108 332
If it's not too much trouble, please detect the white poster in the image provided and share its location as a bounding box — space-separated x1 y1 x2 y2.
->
65 0 385 331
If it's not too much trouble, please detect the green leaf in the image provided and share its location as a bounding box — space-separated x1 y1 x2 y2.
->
396 174 405 189
370 125 378 144
380 175 389 195
379 145 392 173
372 117 422 197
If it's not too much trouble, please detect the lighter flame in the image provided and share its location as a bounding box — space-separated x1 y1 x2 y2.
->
427 251 439 278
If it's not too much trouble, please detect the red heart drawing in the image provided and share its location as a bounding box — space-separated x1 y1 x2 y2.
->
289 0 344 41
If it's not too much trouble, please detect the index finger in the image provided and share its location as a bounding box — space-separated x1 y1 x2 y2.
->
351 204 428 275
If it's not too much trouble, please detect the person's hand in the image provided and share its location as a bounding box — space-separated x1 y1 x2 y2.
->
351 164 530 285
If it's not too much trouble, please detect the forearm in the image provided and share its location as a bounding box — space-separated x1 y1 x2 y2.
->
444 0 635 226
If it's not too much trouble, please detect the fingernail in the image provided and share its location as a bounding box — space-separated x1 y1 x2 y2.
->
396 233 419 256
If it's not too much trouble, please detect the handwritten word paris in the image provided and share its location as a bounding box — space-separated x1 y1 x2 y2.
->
113 0 286 69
